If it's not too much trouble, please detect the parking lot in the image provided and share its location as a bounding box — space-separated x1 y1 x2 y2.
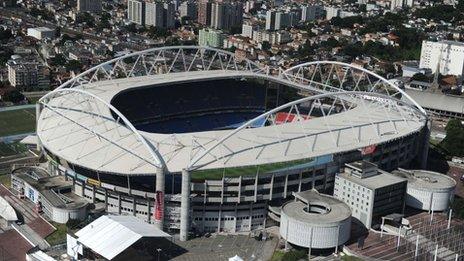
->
171 234 278 261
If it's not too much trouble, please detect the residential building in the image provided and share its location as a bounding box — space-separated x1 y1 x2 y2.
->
241 23 256 38
128 0 146 25
419 40 464 76
77 0 102 13
27 27 55 40
198 28 224 48
179 1 197 19
145 2 164 27
211 2 243 31
198 0 212 26
333 161 407 228
325 6 340 20
301 5 323 21
265 10 276 31
7 58 49 90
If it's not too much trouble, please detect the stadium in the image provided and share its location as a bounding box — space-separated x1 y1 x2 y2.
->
35 46 429 242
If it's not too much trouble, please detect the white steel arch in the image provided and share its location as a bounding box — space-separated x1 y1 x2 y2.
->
48 46 267 91
187 91 427 171
281 61 427 115
38 88 165 171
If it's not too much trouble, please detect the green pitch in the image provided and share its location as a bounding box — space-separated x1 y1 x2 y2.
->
0 108 36 137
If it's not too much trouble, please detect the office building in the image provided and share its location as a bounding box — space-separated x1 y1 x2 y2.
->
419 40 464 76
333 161 407 228
128 0 146 25
77 0 102 13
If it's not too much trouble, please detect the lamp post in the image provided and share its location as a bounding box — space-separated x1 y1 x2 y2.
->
156 248 162 261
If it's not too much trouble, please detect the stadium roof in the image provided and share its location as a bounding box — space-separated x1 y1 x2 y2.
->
36 46 427 175
75 215 170 260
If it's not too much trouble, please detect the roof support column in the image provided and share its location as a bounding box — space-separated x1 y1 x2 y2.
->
180 169 191 241
154 166 165 231
36 103 43 151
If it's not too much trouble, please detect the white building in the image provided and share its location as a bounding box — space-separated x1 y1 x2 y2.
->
333 161 407 228
419 40 464 76
145 2 164 27
179 1 197 19
128 0 145 25
7 58 49 90
77 0 102 13
325 6 340 20
27 27 55 40
198 28 224 48
241 23 255 38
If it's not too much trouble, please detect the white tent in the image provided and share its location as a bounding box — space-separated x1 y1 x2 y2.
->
229 255 244 261
73 215 170 260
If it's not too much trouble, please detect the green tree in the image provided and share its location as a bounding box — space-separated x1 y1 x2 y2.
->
440 119 464 157
3 89 25 103
261 41 271 51
65 60 83 72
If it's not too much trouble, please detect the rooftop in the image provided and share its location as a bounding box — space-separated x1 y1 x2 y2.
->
37 70 426 175
391 169 456 191
281 190 351 226
403 89 464 115
339 163 406 190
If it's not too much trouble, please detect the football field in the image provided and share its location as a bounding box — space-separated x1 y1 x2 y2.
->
0 108 36 137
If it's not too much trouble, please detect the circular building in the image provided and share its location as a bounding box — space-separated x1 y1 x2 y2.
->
280 190 351 249
391 169 456 211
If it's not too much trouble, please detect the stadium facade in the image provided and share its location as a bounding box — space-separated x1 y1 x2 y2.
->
35 46 429 242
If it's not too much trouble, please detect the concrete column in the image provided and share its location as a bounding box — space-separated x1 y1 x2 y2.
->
133 197 137 216
92 186 96 204
254 174 258 202
311 169 316 189
237 176 242 204
269 174 274 201
80 180 85 197
298 172 302 192
118 194 122 214
104 189 108 211
155 167 165 230
35 103 43 151
283 174 288 198
180 169 191 241
147 199 151 223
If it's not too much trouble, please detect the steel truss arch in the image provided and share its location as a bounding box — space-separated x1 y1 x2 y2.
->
38 88 165 172
187 91 427 171
280 61 427 116
45 46 267 92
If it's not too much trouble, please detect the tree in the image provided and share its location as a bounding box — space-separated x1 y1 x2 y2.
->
0 28 13 43
440 119 464 157
65 60 83 72
411 73 429 82
261 41 271 51
3 89 25 103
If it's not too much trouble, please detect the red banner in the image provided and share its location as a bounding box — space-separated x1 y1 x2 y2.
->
153 191 164 221
361 144 377 155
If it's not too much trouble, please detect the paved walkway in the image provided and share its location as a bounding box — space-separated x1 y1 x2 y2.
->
0 104 35 112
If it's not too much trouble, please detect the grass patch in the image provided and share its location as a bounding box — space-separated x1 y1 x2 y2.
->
45 222 68 246
191 158 314 180
271 250 285 261
0 108 36 137
0 174 11 188
0 141 28 157
271 249 306 261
